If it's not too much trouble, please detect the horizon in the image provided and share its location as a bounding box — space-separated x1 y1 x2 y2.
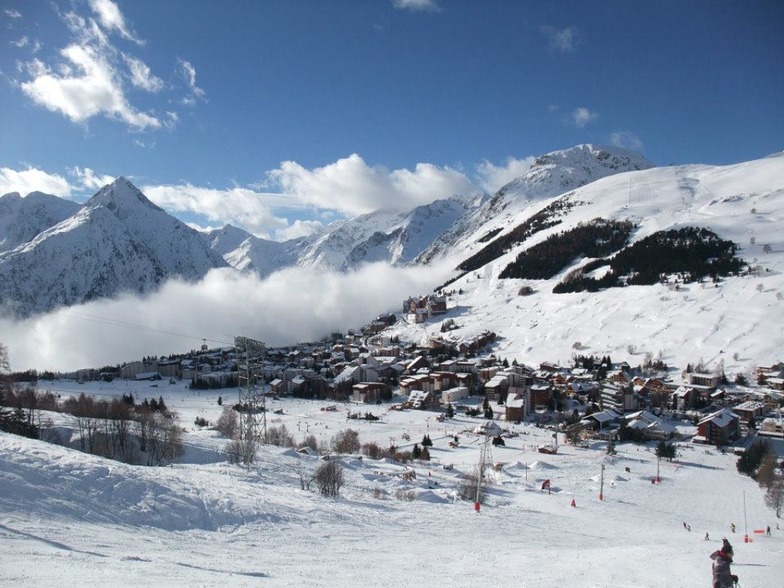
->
1 1 782 240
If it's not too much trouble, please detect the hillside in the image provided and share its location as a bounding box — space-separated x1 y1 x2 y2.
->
388 152 784 375
0 379 781 587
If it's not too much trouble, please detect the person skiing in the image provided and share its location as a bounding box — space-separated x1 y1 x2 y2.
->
710 538 738 588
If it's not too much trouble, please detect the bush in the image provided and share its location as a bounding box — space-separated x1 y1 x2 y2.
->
299 434 319 452
331 428 360 454
315 460 344 496
266 423 295 447
215 406 239 439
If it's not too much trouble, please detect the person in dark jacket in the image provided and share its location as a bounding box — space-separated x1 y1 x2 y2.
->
710 538 738 588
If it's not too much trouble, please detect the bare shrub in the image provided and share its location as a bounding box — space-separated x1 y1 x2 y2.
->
331 428 360 454
299 433 319 452
458 470 488 504
215 406 239 439
362 441 383 460
267 423 295 447
371 486 388 500
225 437 255 466
315 460 344 496
394 488 416 501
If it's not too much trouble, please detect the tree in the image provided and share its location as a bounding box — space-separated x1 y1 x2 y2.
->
412 443 422 459
737 439 772 479
655 440 677 461
445 403 454 419
331 429 360 454
421 434 433 447
764 474 784 518
315 460 344 497
215 406 239 439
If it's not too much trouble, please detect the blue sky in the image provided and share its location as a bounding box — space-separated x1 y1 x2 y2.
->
1 0 782 240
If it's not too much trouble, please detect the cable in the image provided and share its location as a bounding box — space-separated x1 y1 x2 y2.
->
60 310 234 346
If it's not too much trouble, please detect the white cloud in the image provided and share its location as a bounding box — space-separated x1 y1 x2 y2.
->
610 130 644 152
12 36 28 48
0 262 454 371
20 43 161 130
475 156 535 193
266 154 475 216
0 166 73 197
124 54 163 92
392 0 440 12
571 106 597 128
142 183 290 238
5 9 22 18
178 58 206 104
68 167 115 191
276 219 324 241
540 26 578 53
88 0 143 44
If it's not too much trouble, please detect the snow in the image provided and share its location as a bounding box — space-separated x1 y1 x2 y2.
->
1 379 782 587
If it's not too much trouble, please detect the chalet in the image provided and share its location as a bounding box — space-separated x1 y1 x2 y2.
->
134 371 162 381
674 386 700 411
695 408 740 445
406 355 430 374
580 408 622 433
431 371 460 392
405 390 438 410
624 410 676 441
529 382 552 411
732 401 767 424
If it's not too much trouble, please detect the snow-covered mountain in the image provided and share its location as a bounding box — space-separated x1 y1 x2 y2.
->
387 150 784 371
0 178 227 317
415 144 652 264
204 224 302 277
0 191 80 253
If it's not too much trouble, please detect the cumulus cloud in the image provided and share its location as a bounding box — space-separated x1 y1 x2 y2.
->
610 130 644 151
16 1 196 132
0 166 73 197
20 43 161 129
392 0 440 12
68 166 115 191
266 154 475 216
142 183 292 238
540 26 578 53
571 106 597 128
0 262 454 371
475 156 535 193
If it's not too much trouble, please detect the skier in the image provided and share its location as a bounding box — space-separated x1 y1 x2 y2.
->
710 538 738 588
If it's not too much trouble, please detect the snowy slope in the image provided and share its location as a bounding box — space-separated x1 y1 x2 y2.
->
388 152 784 374
204 224 303 277
0 191 80 253
1 380 782 587
415 144 652 264
0 178 227 317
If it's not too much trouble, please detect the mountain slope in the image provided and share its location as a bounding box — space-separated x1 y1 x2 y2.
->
0 191 80 253
0 178 227 317
387 152 784 372
414 144 652 265
204 224 303 277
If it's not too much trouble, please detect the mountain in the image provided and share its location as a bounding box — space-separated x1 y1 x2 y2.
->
414 144 653 265
204 224 302 277
386 150 784 371
0 178 227 317
0 191 80 253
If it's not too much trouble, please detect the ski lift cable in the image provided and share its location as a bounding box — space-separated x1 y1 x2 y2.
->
60 310 234 346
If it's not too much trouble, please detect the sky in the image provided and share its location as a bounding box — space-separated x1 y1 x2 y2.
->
0 0 782 242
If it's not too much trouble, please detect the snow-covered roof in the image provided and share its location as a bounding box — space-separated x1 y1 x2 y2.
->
698 407 739 427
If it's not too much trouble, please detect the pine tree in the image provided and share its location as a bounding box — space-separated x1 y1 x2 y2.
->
412 443 422 459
